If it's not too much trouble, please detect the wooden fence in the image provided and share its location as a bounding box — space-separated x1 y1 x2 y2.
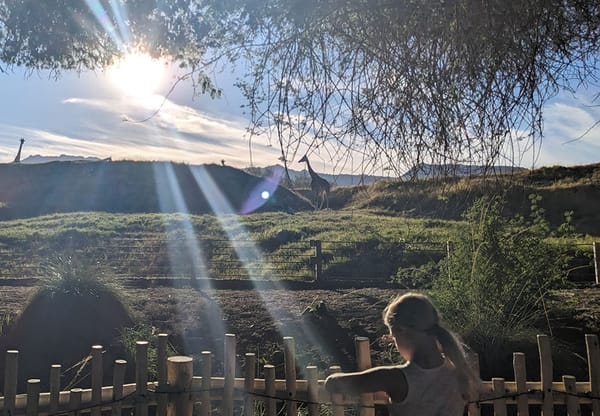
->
1 333 599 416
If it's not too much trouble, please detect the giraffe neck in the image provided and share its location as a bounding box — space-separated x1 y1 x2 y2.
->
305 159 317 178
14 142 23 163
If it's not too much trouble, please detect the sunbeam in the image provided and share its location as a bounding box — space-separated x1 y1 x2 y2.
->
107 0 131 45
189 165 336 368
83 0 127 52
152 162 226 352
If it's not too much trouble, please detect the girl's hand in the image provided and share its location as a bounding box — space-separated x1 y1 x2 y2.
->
324 374 342 393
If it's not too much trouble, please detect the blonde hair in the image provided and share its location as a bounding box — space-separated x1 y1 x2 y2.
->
383 292 479 400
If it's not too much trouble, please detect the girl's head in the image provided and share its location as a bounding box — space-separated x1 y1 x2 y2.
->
383 292 480 400
383 292 439 335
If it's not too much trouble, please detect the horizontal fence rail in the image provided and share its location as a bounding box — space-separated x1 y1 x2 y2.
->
1 333 599 416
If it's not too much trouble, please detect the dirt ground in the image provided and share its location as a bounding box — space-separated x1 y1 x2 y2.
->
1 283 599 383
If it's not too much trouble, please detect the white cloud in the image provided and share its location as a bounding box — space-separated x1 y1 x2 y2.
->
2 94 281 167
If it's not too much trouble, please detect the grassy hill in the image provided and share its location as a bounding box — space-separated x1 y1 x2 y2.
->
0 160 598 281
2 160 600 233
330 162 600 235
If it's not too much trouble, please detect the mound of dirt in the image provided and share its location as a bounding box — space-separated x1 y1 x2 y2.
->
0 161 313 220
0 287 134 391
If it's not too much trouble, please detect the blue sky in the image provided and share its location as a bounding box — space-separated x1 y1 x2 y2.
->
0 62 285 168
0 60 599 175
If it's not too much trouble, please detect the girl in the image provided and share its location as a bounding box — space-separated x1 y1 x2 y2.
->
324 292 478 415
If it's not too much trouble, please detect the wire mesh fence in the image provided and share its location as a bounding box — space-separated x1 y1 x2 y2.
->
0 237 596 283
0 237 451 282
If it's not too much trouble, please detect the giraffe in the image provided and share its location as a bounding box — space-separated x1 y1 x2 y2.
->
13 138 25 163
299 155 330 209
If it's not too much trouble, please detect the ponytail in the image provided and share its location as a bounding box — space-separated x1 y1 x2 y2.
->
430 324 480 401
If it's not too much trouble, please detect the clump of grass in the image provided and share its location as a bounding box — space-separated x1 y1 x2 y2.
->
39 251 116 298
0 313 14 336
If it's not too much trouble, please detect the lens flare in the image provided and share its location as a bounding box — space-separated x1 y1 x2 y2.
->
239 171 283 214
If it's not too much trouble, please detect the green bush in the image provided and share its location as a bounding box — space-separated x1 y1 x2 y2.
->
431 194 575 374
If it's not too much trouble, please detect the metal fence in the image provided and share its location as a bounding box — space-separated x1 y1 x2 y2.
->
0 238 597 284
0 237 448 282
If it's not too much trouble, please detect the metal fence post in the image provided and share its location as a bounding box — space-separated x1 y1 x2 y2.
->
309 240 322 281
594 242 600 285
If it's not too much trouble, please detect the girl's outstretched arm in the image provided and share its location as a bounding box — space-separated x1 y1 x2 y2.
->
324 366 408 402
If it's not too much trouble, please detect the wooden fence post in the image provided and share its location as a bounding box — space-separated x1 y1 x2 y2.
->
70 388 82 416
157 334 169 416
585 334 600 415
112 360 126 416
562 375 581 416
306 366 319 416
492 378 507 416
310 240 323 281
3 350 18 416
200 351 212 416
26 379 40 416
538 335 554 416
136 341 149 416
91 345 103 416
328 366 344 416
167 356 194 416
513 352 529 416
264 364 276 416
594 242 600 285
224 334 236 416
467 352 481 416
355 337 374 416
157 334 169 388
49 364 61 413
283 337 297 416
244 353 256 416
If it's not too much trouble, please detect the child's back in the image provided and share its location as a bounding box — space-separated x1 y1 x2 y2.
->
387 359 464 416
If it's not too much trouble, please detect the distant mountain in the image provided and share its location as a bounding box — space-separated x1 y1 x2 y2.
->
401 163 527 180
245 163 528 185
245 164 388 186
21 154 110 164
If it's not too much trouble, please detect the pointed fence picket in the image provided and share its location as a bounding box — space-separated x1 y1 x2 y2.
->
1 333 599 416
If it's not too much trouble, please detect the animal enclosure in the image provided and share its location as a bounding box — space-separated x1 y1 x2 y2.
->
1 333 599 416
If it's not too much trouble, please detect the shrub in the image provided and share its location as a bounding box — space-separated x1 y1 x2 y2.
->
431 194 576 377
1 252 134 391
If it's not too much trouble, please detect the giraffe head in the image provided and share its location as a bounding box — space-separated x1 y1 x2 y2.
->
298 155 308 163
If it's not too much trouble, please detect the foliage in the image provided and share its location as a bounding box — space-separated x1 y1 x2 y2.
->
119 324 178 378
431 194 577 359
39 251 117 298
0 313 13 336
0 2 599 172
212 0 600 174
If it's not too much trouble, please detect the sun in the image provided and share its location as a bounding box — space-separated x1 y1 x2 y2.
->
108 53 166 98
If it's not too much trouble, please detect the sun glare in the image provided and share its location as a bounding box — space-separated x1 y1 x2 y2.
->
108 53 166 97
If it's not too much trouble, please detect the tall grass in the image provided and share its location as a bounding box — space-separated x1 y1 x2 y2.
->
431 194 579 377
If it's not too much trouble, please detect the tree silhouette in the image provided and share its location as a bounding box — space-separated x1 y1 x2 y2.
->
1 0 599 173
